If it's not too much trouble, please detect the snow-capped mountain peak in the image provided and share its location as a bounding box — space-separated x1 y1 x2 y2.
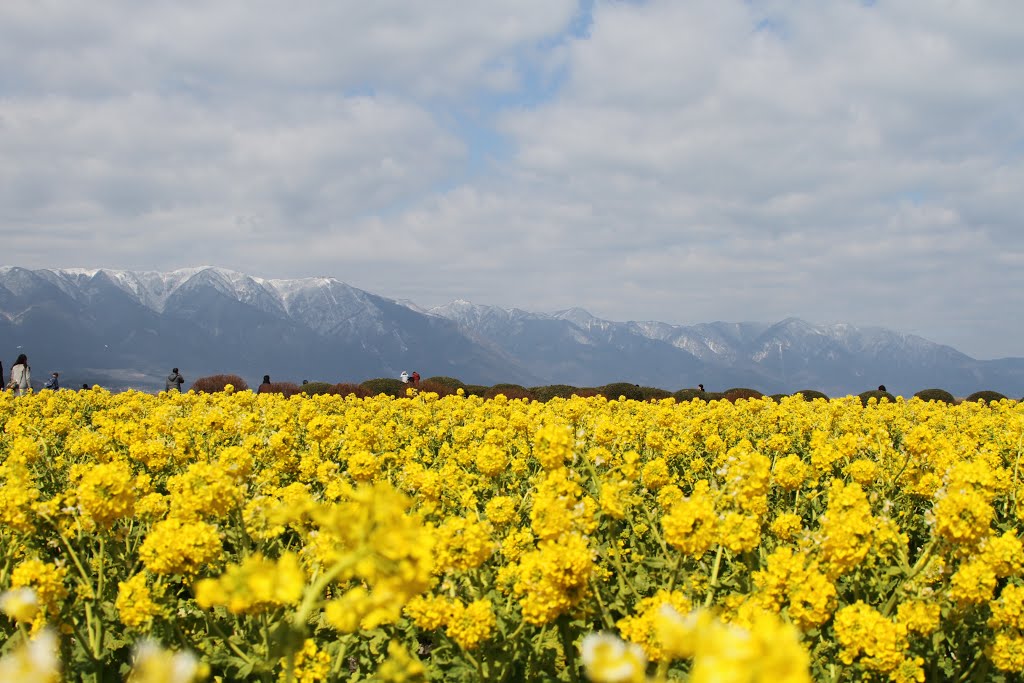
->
0 265 1017 396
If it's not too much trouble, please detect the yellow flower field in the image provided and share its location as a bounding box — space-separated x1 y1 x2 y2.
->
1 387 1023 682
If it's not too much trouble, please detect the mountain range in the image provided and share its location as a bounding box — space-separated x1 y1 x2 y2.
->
1 266 1021 397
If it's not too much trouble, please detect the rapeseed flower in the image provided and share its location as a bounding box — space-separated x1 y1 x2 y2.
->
445 599 496 650
139 517 222 575
76 459 136 528
194 553 304 614
662 483 717 557
116 573 163 628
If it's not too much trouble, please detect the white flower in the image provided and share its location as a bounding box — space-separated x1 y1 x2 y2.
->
0 628 61 683
0 587 39 623
129 641 200 683
579 632 647 683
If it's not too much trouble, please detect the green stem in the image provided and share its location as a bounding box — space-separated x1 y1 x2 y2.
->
464 648 484 680
284 651 296 683
68 621 99 663
45 518 91 586
0 551 14 586
97 536 105 598
889 446 915 490
665 551 683 593
905 540 936 581
703 545 724 608
956 650 982 682
506 618 528 641
44 517 103 659
206 617 256 667
292 553 362 627
601 530 642 602
558 616 581 683
1007 431 1023 518
329 639 349 677
260 612 271 659
587 576 615 630
881 540 936 616
642 506 669 556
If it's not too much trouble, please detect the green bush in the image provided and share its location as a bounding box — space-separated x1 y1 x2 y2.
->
463 385 488 397
723 388 764 403
639 387 672 401
672 388 706 402
360 378 409 398
424 376 466 391
300 381 334 396
530 385 581 402
769 393 787 403
328 383 372 398
913 388 956 404
483 384 536 400
702 392 726 402
418 380 456 397
858 390 896 406
189 374 249 393
597 383 645 401
964 390 1008 404
793 389 829 401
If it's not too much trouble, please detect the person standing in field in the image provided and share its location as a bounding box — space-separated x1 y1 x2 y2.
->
165 368 185 392
400 371 409 383
410 371 421 386
8 354 31 395
258 375 272 394
44 372 60 390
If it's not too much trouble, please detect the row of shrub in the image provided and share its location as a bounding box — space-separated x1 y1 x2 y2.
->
186 374 1019 405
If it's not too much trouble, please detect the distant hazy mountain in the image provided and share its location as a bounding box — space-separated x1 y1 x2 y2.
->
1 266 1021 396
428 301 1024 396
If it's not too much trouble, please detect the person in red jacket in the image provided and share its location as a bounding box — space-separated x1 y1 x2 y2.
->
410 371 421 386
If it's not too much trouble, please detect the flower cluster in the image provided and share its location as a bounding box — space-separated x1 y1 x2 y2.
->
0 388 1022 681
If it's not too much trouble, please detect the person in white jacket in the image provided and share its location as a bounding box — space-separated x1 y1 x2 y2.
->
9 354 30 396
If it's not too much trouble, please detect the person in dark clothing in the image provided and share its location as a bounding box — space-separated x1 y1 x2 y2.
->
165 368 184 392
878 384 887 392
44 372 59 390
258 375 272 394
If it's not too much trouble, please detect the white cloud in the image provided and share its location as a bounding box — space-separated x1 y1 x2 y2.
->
1 0 1023 358
0 1 578 97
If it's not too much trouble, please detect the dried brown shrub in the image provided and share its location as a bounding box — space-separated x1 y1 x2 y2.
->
189 374 250 393
257 381 301 397
722 388 764 403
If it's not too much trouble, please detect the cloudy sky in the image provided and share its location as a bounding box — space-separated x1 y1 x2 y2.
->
2 1 1022 359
